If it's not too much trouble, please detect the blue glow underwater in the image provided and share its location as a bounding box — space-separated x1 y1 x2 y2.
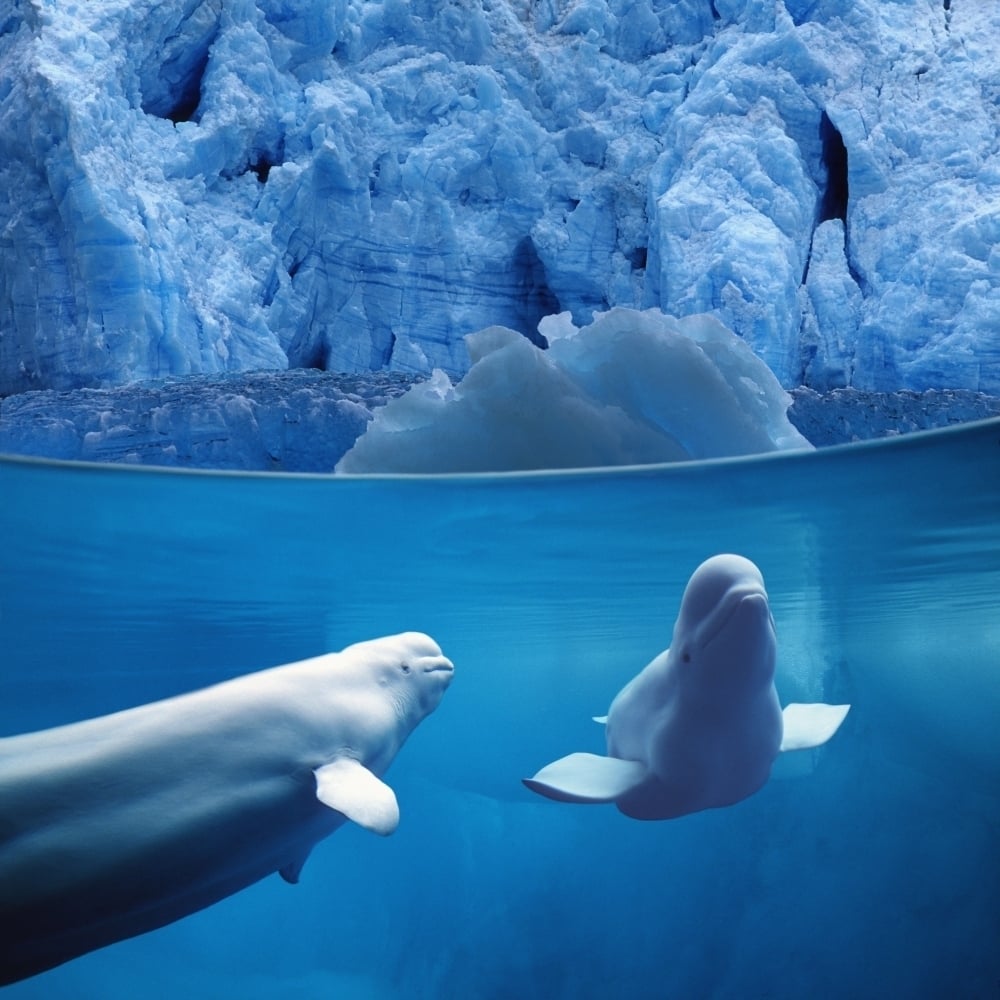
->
1 418 999 998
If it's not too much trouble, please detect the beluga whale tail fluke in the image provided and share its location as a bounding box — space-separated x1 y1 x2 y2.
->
0 631 454 986
523 554 850 820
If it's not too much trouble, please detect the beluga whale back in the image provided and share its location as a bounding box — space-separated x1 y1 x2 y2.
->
524 555 849 819
0 631 454 986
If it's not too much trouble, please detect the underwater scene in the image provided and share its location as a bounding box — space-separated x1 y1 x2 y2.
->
1 417 999 999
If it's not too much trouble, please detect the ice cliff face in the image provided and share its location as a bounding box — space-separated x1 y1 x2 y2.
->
1 0 998 397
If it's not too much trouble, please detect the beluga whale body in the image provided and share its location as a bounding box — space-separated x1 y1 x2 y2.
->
0 632 454 986
524 555 849 819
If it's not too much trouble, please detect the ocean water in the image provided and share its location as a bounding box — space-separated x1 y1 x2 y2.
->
1 418 998 999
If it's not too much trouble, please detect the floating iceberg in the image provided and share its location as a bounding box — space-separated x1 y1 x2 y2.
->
335 308 812 473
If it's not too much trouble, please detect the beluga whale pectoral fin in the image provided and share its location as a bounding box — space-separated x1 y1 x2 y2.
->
314 758 400 835
779 703 851 751
523 752 647 804
279 846 313 885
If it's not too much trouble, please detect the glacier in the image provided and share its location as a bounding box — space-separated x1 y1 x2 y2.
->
1 0 999 402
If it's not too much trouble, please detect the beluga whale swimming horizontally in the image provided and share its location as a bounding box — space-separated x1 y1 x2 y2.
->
0 632 454 986
524 555 849 820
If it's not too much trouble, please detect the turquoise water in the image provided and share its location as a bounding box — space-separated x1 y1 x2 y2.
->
1 419 999 998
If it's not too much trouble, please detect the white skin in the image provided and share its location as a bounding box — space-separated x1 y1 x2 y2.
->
524 555 849 818
606 555 782 819
0 632 453 986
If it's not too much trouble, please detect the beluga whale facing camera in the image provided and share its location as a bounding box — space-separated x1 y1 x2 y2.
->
524 555 849 820
0 632 454 986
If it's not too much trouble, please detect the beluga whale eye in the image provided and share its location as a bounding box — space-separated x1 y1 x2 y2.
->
400 663 411 674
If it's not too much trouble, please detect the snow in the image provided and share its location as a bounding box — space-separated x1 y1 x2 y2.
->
786 385 1000 447
0 370 417 471
1 0 998 400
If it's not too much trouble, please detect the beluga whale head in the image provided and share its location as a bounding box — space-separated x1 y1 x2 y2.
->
667 553 776 698
319 631 455 776
353 630 455 713
524 554 850 821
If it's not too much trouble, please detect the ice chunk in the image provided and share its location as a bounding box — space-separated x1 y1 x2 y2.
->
335 309 812 473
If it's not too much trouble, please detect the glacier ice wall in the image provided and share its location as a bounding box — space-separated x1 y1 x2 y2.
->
1 0 998 396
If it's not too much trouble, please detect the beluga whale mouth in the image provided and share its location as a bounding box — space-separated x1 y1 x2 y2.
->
421 656 455 675
698 585 773 654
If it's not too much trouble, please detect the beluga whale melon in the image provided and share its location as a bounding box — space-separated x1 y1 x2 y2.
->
0 632 454 985
524 555 849 819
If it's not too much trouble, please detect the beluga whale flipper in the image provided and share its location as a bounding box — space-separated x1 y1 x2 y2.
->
0 631 454 986
524 555 849 820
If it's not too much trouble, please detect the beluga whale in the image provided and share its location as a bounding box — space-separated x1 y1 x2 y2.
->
0 631 454 986
524 555 849 820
